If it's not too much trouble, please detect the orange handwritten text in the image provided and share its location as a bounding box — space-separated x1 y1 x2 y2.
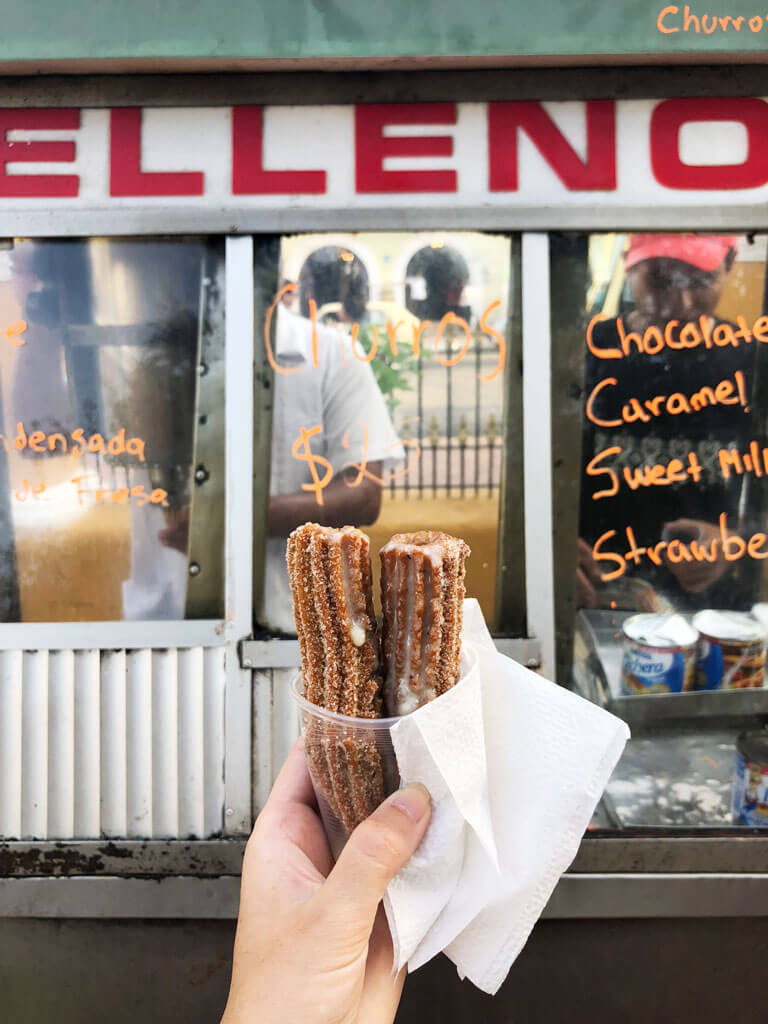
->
585 370 748 428
342 417 421 488
291 425 333 505
657 6 767 34
0 423 146 461
717 439 768 480
14 479 46 501
4 321 26 346
587 312 768 360
478 301 506 381
71 475 168 507
268 293 506 381
587 445 703 500
592 513 767 582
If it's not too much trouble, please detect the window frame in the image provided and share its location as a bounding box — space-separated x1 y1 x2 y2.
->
0 235 252 650
2 67 768 884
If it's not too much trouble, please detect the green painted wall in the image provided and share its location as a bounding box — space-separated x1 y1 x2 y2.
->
1 0 768 63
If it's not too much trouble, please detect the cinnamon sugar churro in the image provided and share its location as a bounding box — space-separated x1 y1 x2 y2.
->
287 523 385 835
288 523 470 843
287 522 381 717
380 531 470 717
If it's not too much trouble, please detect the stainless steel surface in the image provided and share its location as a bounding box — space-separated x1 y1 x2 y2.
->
612 688 768 727
1 915 764 1024
0 877 241 918
544 873 768 918
185 249 226 617
2 871 768 919
576 608 768 725
605 730 736 828
571 836 768 874
572 607 768 830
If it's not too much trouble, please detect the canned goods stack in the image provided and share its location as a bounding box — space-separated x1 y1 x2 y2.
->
621 613 699 695
732 728 768 826
692 611 767 691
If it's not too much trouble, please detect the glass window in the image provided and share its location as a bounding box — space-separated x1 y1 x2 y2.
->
257 231 517 634
0 238 225 622
553 231 768 830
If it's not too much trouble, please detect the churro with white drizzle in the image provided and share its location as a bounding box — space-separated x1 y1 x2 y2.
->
380 531 470 716
287 522 381 718
287 523 384 836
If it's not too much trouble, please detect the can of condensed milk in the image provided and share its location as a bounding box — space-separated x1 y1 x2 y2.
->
732 728 768 826
621 613 699 695
692 611 767 691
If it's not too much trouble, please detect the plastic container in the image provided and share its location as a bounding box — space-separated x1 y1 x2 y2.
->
291 675 401 858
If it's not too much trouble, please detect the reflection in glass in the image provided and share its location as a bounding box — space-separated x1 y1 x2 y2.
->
578 233 762 618
260 232 511 633
0 238 225 622
562 232 768 831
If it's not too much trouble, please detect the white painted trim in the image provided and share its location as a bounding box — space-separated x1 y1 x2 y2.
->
0 620 228 650
522 233 556 679
222 236 254 835
1 205 766 238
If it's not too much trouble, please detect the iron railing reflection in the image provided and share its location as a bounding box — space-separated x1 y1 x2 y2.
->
388 335 504 498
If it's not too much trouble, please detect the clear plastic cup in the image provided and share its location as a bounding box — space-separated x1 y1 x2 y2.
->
291 675 401 859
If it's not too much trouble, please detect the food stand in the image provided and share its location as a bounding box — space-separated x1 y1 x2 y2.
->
1 7 768 1020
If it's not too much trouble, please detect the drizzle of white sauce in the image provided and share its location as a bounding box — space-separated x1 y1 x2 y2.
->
396 689 422 715
338 537 367 647
400 556 415 702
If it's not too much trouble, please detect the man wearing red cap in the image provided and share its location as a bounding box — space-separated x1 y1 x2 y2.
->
621 234 739 335
578 233 760 611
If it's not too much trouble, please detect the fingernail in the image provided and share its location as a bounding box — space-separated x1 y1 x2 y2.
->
389 782 431 823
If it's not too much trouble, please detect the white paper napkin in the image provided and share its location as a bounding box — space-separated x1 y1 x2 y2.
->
383 599 630 995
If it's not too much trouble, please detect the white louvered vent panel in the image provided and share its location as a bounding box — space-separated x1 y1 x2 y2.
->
252 668 300 813
0 646 226 840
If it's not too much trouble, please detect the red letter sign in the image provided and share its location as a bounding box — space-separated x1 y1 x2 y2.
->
651 98 768 189
355 103 457 193
488 101 616 191
0 109 79 198
110 108 204 196
232 106 325 194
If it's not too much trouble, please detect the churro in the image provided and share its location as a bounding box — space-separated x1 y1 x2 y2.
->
380 531 470 716
287 522 381 717
287 523 384 835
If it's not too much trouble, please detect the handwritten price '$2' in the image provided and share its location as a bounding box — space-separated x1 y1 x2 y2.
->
291 425 333 505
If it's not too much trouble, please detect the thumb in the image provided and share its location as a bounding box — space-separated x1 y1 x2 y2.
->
317 782 431 938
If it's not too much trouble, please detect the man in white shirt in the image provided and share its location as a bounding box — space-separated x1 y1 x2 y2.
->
259 303 402 633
